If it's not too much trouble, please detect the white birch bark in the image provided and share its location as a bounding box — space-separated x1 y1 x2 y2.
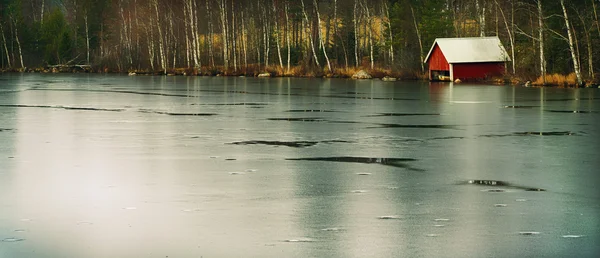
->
494 0 515 73
477 0 486 37
384 2 394 65
285 1 291 72
232 0 237 72
537 0 546 84
11 16 24 68
314 0 331 71
410 5 424 73
362 0 373 69
219 0 228 69
353 0 359 67
0 23 12 68
560 0 583 85
153 0 166 71
300 0 320 67
84 12 90 64
274 0 284 70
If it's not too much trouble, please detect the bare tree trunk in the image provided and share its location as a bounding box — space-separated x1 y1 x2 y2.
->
577 11 594 79
193 0 201 68
0 23 12 68
410 5 424 73
232 0 237 72
300 0 320 67
41 0 44 24
560 0 583 86
241 9 247 70
219 0 229 69
494 0 515 73
537 0 546 85
593 0 600 37
11 16 24 69
185 5 191 67
147 10 155 70
263 3 270 67
206 0 215 68
362 0 373 69
353 0 359 67
285 1 291 72
314 0 331 71
476 0 486 36
153 0 166 71
384 2 394 66
274 0 284 69
84 12 90 64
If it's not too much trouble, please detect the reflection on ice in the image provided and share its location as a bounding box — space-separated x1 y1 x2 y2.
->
2 238 25 242
283 237 315 243
286 156 420 170
562 235 584 238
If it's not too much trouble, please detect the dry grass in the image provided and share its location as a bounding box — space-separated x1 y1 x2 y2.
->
532 73 577 86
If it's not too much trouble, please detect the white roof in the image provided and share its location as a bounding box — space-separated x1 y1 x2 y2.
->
424 37 511 64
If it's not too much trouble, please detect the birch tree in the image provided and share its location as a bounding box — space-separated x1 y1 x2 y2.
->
314 0 331 71
560 0 583 85
537 0 546 85
300 0 320 67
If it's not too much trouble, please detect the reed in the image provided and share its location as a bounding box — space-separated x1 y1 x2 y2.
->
533 73 577 86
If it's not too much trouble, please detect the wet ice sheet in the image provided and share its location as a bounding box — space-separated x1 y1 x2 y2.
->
0 74 599 258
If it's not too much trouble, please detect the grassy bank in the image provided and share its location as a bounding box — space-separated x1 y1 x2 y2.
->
2 66 598 88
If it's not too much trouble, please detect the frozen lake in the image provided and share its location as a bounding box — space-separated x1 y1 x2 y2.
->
1 74 599 257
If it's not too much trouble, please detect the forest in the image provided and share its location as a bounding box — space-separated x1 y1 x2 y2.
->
0 0 599 85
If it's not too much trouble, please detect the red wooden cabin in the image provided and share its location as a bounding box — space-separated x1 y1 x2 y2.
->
424 37 510 82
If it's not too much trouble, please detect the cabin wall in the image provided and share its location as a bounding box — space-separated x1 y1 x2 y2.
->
428 45 450 71
453 62 505 80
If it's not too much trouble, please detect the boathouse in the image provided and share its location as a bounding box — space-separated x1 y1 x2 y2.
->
424 37 510 81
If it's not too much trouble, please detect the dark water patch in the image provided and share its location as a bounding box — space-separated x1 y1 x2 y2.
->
326 95 419 101
546 110 595 114
518 232 541 236
231 140 318 148
481 131 575 137
503 105 539 109
370 123 455 129
366 113 440 117
230 139 353 148
193 102 269 106
0 104 124 112
285 109 338 113
30 88 195 98
139 109 217 116
0 128 15 132
268 117 326 122
321 139 354 144
377 215 401 220
462 179 546 191
429 136 465 140
286 156 422 171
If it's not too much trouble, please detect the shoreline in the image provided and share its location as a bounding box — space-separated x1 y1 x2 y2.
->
1 66 597 88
